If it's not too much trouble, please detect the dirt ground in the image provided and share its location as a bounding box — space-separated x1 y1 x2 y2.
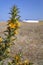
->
0 22 43 65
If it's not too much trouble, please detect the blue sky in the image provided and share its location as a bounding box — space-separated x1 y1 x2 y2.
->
0 0 43 21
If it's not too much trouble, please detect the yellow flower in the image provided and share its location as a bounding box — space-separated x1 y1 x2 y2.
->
15 55 20 61
24 60 29 64
9 23 16 28
0 37 3 43
14 30 18 34
15 56 19 60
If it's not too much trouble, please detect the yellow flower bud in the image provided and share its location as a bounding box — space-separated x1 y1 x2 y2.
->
6 43 12 47
6 48 10 53
19 62 22 65
14 30 18 34
0 37 3 43
8 61 12 65
16 63 19 65
2 44 5 48
16 21 20 27
24 60 29 64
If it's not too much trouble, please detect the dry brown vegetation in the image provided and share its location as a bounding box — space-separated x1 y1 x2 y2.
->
0 22 43 65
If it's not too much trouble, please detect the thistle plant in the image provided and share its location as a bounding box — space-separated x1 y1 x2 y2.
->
0 5 20 62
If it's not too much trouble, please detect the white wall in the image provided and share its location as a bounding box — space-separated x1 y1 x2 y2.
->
23 20 39 23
